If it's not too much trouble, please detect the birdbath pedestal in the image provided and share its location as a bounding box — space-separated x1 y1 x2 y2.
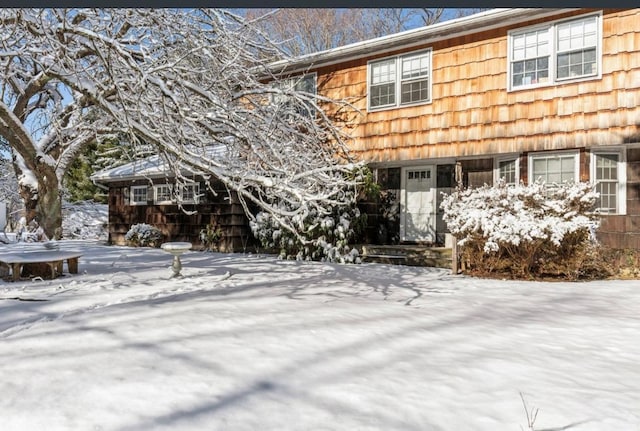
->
161 242 192 278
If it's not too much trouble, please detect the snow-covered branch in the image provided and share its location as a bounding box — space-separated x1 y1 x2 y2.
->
0 8 361 238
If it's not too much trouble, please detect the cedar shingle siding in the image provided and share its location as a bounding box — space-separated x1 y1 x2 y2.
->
312 8 640 249
107 179 256 252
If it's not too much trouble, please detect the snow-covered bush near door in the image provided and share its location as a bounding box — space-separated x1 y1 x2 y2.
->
250 203 363 264
441 180 604 279
125 223 163 247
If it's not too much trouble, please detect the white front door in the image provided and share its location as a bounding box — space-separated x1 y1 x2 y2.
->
400 166 436 243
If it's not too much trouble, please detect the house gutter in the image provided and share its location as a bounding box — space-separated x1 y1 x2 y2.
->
90 173 165 186
267 8 576 75
91 177 109 191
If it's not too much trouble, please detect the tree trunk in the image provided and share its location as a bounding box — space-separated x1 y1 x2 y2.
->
19 164 63 240
37 182 62 240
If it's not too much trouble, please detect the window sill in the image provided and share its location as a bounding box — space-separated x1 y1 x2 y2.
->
368 99 432 113
508 74 601 93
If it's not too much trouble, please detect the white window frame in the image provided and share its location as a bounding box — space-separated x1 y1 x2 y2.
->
272 73 317 117
275 73 317 94
508 12 602 91
590 148 626 215
528 150 580 186
494 155 520 185
130 185 148 206
178 183 200 204
154 184 174 205
367 49 432 111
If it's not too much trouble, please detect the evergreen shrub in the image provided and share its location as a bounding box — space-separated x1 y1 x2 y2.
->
125 223 163 247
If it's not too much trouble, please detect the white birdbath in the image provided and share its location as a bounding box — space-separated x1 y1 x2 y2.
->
161 242 192 278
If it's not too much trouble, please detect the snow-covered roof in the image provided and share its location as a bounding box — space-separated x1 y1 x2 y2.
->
91 155 168 183
91 145 227 184
269 8 574 74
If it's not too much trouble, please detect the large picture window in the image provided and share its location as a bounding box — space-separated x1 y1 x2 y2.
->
509 13 600 90
369 50 431 110
529 151 579 185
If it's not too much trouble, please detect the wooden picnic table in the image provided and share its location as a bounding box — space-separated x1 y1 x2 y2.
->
0 250 82 281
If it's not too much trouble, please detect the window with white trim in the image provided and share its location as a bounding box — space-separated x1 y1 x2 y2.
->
494 157 520 185
591 151 625 214
369 50 431 110
154 184 173 204
179 183 200 204
509 13 600 90
370 59 396 108
529 151 579 185
273 73 317 117
130 186 148 206
556 17 598 80
511 28 550 87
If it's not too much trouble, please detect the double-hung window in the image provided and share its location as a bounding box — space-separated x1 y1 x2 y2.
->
369 50 431 110
495 157 520 185
556 17 598 80
130 186 148 206
591 151 625 214
179 183 200 204
509 13 600 90
511 28 550 87
154 184 173 205
370 59 396 108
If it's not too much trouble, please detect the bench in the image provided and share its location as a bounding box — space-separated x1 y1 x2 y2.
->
0 251 82 281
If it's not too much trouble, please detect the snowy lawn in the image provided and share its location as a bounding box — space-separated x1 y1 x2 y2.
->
0 241 638 431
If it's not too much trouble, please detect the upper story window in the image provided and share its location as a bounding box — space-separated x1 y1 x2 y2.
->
368 50 431 111
273 73 317 117
277 73 316 94
509 13 600 90
130 185 148 206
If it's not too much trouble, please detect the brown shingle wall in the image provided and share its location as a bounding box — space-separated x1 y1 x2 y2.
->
315 9 640 163
107 180 256 252
597 147 640 249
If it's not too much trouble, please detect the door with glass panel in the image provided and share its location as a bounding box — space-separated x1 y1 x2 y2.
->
400 166 436 242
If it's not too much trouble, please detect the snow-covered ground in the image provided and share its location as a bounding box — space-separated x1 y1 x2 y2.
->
0 239 638 430
61 201 108 241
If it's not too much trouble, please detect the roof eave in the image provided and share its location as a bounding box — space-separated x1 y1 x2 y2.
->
269 8 577 74
91 172 169 184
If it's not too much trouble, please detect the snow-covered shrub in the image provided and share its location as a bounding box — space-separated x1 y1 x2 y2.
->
200 222 223 251
250 203 364 264
125 223 163 247
441 180 604 279
250 166 377 264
